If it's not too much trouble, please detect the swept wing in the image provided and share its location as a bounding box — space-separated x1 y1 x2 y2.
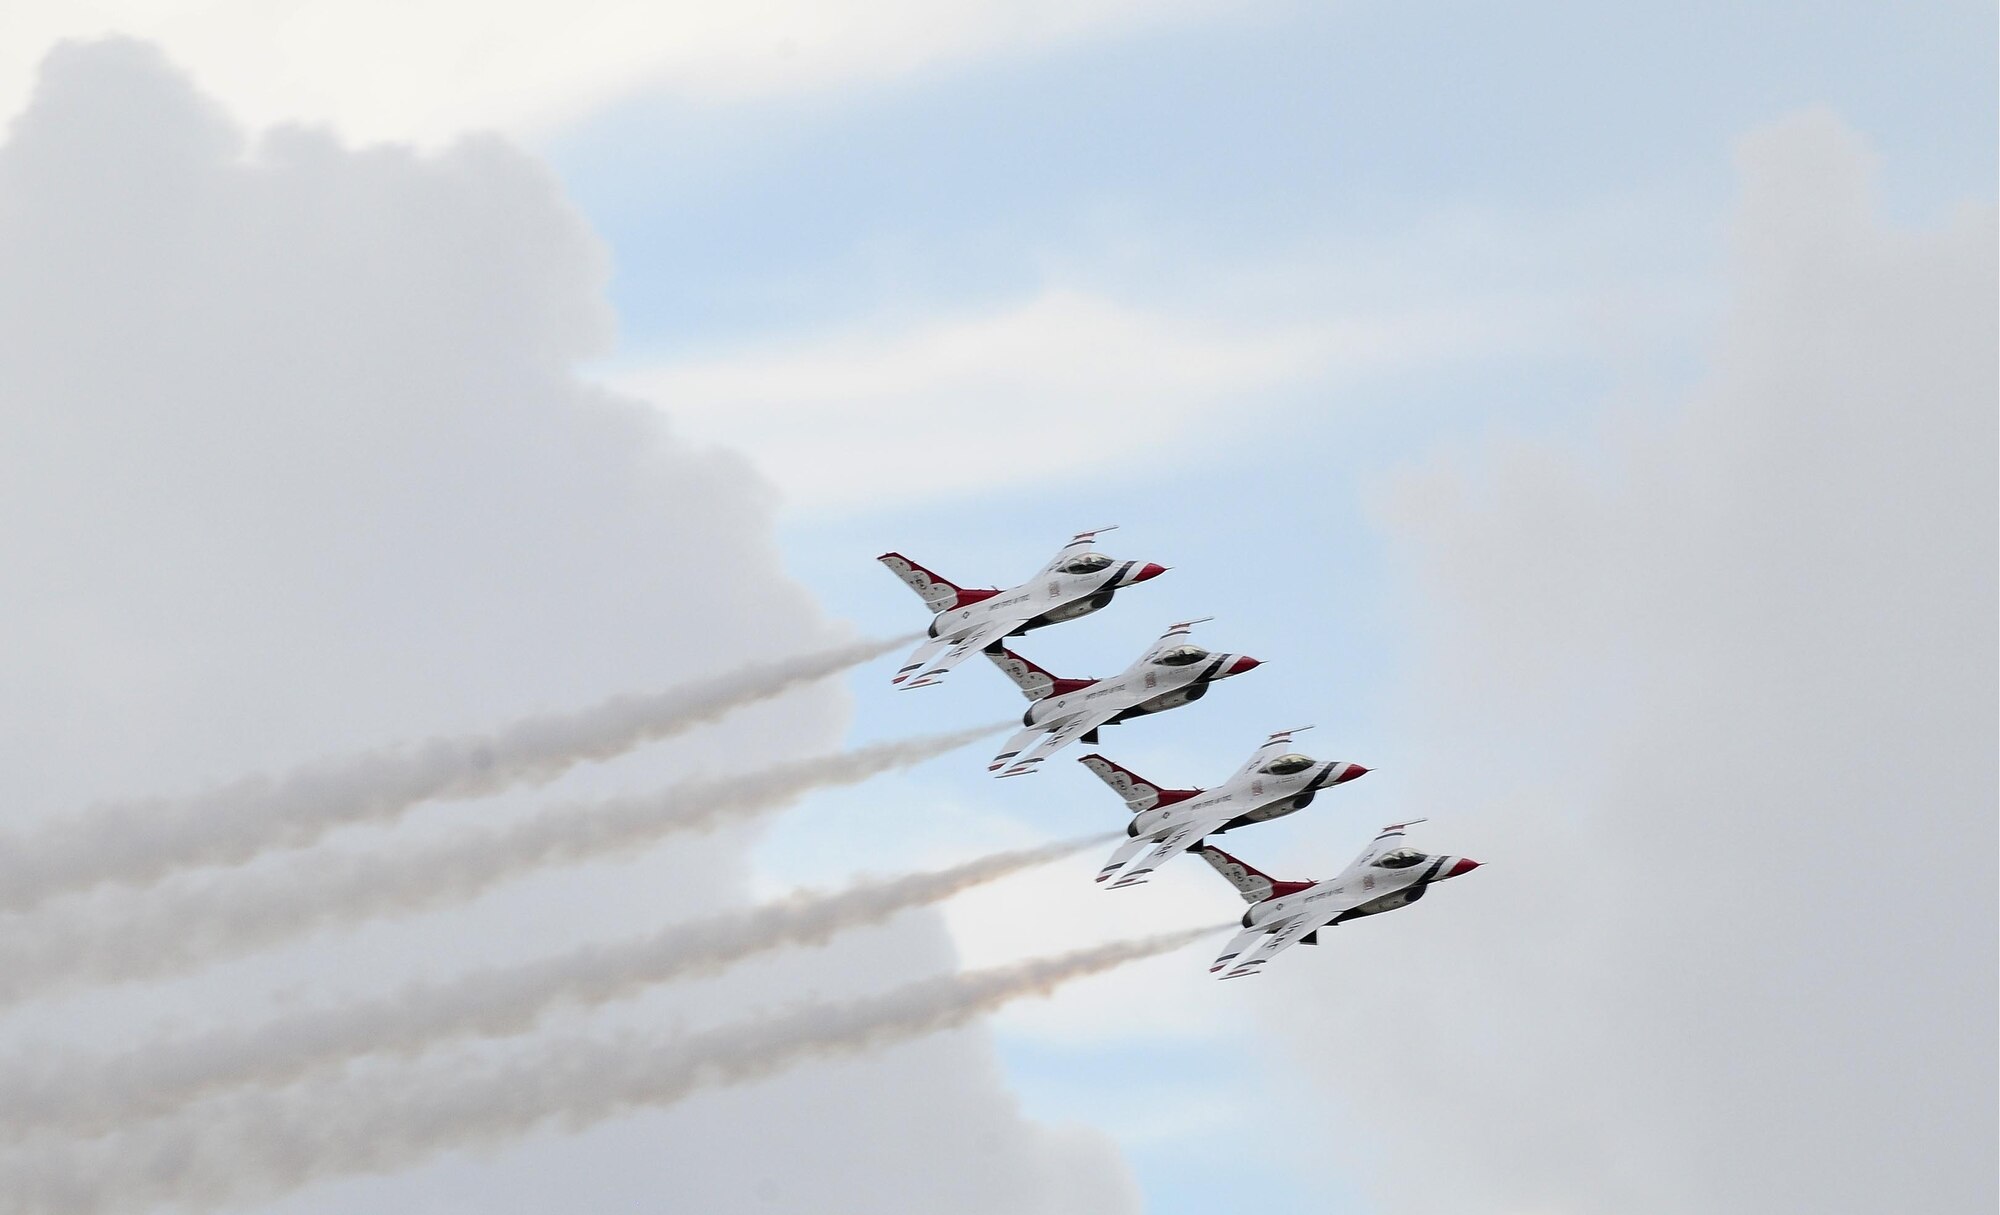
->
1031 526 1119 576
988 704 1121 778
1211 910 1346 979
1223 725 1314 784
1103 815 1216 887
895 617 1018 688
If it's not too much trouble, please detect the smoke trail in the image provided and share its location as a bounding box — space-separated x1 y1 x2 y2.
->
0 832 1116 1139
0 635 911 913
2 926 1225 1214
0 724 998 1007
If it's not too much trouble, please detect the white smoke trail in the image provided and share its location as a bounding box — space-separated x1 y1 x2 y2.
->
2 925 1225 1215
0 635 912 913
0 724 999 1007
0 832 1117 1139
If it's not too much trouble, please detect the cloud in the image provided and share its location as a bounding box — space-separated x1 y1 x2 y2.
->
1263 110 1996 1215
947 852 1235 1045
0 0 1224 146
0 39 1144 1213
607 286 1524 510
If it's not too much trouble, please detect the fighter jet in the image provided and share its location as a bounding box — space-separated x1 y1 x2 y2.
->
878 528 1168 690
1078 727 1369 888
1200 822 1481 979
983 619 1261 778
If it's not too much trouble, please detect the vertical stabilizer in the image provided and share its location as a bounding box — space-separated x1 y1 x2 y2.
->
1197 845 1297 903
878 553 997 613
1077 755 1201 812
983 645 1093 702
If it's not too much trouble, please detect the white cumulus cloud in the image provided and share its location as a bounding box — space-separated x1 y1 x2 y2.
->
1259 109 1996 1215
0 39 1143 1214
607 286 1532 511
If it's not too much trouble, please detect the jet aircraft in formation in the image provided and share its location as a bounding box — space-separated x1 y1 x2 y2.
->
878 529 1480 977
1201 822 1480 979
1079 727 1368 888
878 528 1167 690
983 619 1261 778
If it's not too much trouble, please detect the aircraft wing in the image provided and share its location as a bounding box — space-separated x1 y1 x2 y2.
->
1212 908 1346 979
1136 617 1215 664
889 634 952 687
1092 835 1158 884
1224 726 1313 784
1033 527 1118 576
1338 819 1431 876
1104 814 1223 888
897 617 1020 688
1208 925 1271 977
990 704 1121 777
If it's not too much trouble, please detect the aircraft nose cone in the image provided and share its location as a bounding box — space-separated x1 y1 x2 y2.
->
1226 655 1262 675
1334 764 1369 784
1446 857 1481 878
1133 562 1168 582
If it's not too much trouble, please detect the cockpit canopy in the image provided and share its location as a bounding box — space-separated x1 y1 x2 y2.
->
1373 848 1426 869
1261 753 1316 775
1059 553 1115 574
1153 645 1209 666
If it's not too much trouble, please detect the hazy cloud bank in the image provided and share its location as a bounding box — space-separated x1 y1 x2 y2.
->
0 40 1143 1214
1271 110 1996 1215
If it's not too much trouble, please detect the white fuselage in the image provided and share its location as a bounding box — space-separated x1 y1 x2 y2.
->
1129 758 1364 841
1024 647 1254 728
931 559 1154 642
1247 853 1473 928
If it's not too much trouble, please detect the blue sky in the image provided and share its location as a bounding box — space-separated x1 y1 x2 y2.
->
551 0 1992 353
524 4 1996 1210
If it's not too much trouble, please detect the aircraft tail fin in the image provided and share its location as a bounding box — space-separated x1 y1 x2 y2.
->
1197 844 1301 904
983 644 1093 702
1077 754 1201 812
877 553 998 613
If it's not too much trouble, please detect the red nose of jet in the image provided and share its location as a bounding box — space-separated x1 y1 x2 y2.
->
1133 562 1168 582
1226 655 1262 675
1333 764 1369 784
1446 857 1481 878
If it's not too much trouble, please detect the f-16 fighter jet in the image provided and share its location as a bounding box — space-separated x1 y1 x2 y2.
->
878 528 1168 690
1201 822 1480 979
1079 727 1369 888
984 619 1261 778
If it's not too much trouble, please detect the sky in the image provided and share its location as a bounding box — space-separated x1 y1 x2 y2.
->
0 4 1993 1214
